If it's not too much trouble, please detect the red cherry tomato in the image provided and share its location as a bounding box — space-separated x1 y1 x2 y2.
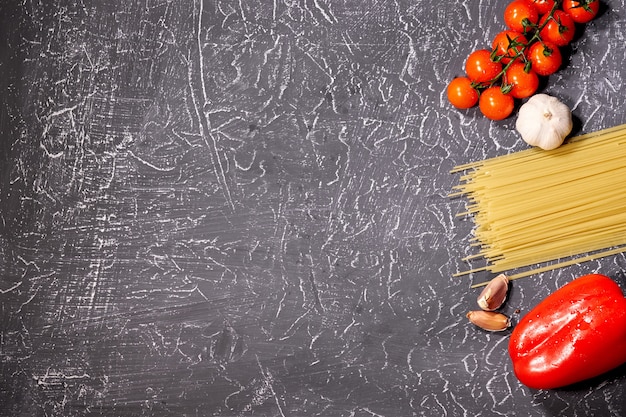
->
539 10 576 46
447 77 479 109
465 49 502 83
479 87 515 120
492 30 529 64
504 0 539 33
531 0 556 15
504 61 539 99
563 0 599 23
528 41 562 75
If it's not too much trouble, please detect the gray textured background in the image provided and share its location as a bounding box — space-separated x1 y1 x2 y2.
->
1 0 625 416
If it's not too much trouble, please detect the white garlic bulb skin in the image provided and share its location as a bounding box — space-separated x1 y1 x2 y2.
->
516 94 573 150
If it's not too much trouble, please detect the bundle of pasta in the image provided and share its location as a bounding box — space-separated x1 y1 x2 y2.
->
451 124 626 287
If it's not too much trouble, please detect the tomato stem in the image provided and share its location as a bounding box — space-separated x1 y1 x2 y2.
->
487 0 563 92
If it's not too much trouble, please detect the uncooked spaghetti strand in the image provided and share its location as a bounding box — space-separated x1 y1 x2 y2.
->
451 126 626 175
457 154 626 199
488 229 626 271
452 123 626 282
469 245 626 288
481 204 626 248
477 217 626 260
478 183 626 230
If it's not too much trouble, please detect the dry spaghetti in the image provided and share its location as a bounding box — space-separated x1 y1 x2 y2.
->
451 123 626 287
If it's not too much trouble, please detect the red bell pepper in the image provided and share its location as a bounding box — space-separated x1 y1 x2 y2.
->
509 273 626 389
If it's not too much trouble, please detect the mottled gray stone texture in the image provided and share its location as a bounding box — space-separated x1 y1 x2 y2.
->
1 1 625 416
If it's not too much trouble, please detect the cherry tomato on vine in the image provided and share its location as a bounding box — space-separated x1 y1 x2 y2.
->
492 30 529 64
465 49 502 83
479 87 515 120
528 41 562 75
504 61 539 99
504 0 539 33
531 0 556 15
539 10 576 46
447 77 479 109
563 0 599 23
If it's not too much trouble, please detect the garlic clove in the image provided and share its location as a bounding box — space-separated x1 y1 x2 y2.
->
477 273 509 311
467 310 511 332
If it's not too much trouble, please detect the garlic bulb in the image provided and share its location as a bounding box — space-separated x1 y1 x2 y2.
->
515 94 573 150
